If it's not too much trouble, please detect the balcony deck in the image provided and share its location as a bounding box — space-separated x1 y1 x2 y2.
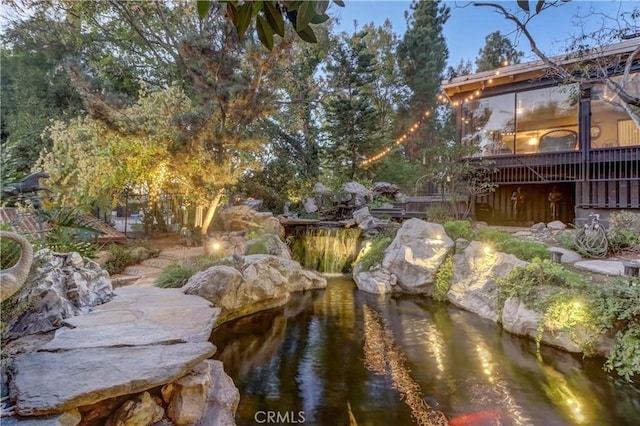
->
468 146 640 184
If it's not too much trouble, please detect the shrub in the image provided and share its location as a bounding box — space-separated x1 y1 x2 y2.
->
367 195 396 209
443 220 473 241
498 259 640 381
475 228 512 247
504 239 549 262
354 236 392 271
555 230 577 251
103 244 135 275
425 203 452 223
433 256 453 302
155 264 199 288
476 228 548 261
605 323 640 381
607 211 640 253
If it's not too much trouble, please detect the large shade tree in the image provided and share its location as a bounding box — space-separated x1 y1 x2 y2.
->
6 0 299 239
0 12 84 179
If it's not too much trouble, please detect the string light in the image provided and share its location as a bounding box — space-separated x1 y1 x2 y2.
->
360 61 512 167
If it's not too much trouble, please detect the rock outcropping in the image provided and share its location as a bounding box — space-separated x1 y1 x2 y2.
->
2 249 113 341
353 219 453 295
4 286 239 425
216 205 284 238
183 254 327 324
447 241 527 322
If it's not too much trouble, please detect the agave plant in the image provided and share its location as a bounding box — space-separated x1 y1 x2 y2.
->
35 208 104 257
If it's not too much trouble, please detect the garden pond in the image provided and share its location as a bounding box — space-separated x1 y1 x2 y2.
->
211 277 640 426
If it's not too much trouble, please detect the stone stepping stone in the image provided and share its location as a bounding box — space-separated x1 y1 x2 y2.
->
122 264 163 277
140 257 177 269
574 260 625 276
12 343 215 416
109 274 140 287
548 247 582 264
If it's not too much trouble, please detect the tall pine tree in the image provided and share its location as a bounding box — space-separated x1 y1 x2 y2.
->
397 0 450 161
323 30 383 184
475 31 524 72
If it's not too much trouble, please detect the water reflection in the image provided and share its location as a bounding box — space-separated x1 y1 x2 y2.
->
210 278 640 426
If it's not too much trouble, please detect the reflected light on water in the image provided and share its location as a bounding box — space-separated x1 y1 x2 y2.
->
541 365 594 425
469 337 529 425
363 306 449 426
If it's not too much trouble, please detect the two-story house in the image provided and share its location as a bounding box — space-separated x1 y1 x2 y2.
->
441 39 640 225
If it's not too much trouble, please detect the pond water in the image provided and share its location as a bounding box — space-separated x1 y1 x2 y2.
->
211 277 640 426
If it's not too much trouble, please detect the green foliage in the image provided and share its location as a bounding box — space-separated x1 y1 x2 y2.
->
370 153 424 193
245 241 269 255
503 239 549 262
398 0 449 123
425 204 453 223
555 230 577 251
1 39 83 177
433 255 453 302
323 30 385 183
443 220 473 241
475 31 524 72
476 228 547 261
154 264 199 288
36 208 102 258
367 195 396 209
605 323 640 381
607 211 640 252
103 244 135 275
498 259 640 381
354 236 392 271
199 0 342 50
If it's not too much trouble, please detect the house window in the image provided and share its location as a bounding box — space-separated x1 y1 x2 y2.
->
515 85 579 153
461 93 515 156
460 84 578 156
591 73 640 148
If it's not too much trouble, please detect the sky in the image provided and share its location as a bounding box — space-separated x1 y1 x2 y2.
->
327 0 639 69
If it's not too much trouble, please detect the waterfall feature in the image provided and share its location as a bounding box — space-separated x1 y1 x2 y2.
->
292 227 362 274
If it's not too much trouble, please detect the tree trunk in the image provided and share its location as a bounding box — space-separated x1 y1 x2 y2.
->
201 188 225 250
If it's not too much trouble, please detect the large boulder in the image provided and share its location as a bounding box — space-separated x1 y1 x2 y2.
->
104 392 164 426
353 263 398 294
6 286 221 418
2 250 113 341
342 182 370 207
501 296 613 356
447 241 527 322
243 233 291 259
162 360 239 426
194 360 240 426
352 207 378 231
183 255 326 324
371 182 399 197
381 219 454 294
216 205 284 238
10 343 215 416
